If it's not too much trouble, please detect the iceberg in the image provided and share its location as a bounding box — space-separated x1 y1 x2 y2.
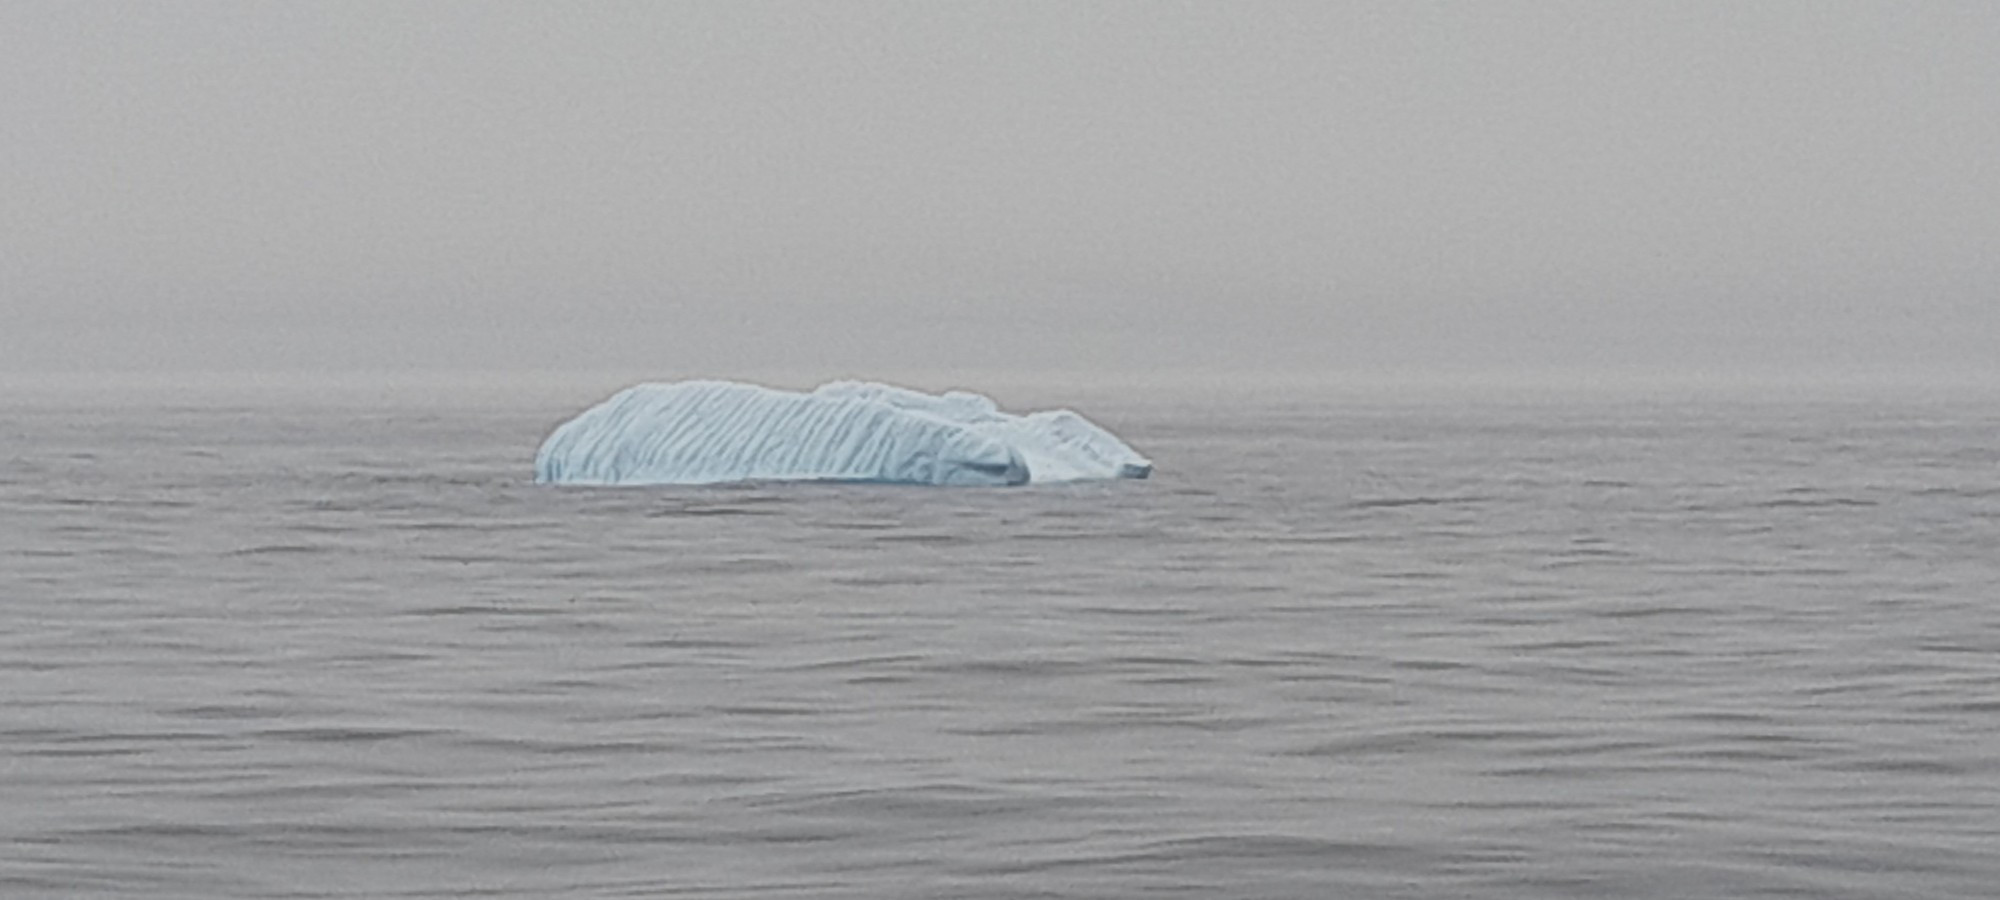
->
534 380 1152 487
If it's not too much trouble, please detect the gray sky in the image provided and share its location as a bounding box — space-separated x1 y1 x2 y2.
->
3 1 1996 385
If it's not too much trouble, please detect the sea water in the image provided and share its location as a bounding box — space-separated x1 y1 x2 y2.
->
4 379 1997 898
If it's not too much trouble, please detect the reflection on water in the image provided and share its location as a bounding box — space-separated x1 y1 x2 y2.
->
4 386 1998 898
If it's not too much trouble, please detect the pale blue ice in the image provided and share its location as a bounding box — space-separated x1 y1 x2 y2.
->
534 380 1153 487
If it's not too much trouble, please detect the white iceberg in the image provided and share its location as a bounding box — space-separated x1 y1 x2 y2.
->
534 380 1152 487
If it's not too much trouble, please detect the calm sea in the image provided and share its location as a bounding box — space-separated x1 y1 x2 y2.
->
4 379 1998 898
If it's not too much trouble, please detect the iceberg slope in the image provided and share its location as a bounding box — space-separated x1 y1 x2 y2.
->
534 380 1151 487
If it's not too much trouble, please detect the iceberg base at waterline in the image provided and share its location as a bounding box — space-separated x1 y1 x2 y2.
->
533 380 1153 487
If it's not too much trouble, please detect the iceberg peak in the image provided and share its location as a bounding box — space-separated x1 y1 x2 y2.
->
534 380 1151 487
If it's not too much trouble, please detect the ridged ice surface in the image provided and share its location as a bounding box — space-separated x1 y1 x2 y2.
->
534 380 1152 486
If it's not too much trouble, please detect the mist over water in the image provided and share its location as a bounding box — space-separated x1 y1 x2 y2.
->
5 3 1998 380
5 382 1997 898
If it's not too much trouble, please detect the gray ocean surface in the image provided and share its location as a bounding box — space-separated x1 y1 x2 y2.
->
4 379 1998 899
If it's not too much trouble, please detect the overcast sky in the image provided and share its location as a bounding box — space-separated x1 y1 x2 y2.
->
3 1 1996 384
